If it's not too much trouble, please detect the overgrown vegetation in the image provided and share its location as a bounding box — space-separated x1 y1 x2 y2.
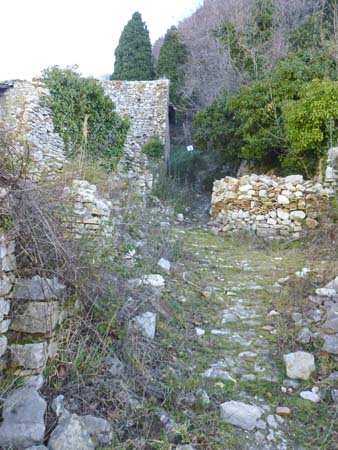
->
142 135 164 160
43 66 129 169
193 50 338 175
156 26 188 110
152 0 338 177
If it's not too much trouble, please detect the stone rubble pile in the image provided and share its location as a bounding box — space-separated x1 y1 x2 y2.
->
295 275 338 355
211 174 332 238
0 378 113 450
63 180 113 237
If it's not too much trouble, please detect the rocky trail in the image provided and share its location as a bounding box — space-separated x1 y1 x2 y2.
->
155 220 337 450
0 200 337 450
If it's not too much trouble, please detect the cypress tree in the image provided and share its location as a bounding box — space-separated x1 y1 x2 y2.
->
156 26 187 105
111 12 155 81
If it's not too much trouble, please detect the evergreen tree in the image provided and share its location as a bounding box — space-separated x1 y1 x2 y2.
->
156 26 187 105
111 12 155 81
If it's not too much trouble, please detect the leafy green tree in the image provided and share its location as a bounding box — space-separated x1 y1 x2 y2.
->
283 78 338 175
192 94 243 162
192 50 337 175
111 12 155 81
43 66 129 169
156 26 187 106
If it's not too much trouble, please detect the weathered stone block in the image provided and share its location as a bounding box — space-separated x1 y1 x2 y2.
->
283 351 315 380
0 335 8 357
0 387 46 450
0 274 13 296
10 301 61 334
10 342 48 370
14 275 66 301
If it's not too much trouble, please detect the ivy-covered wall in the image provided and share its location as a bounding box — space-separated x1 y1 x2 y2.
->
0 79 170 176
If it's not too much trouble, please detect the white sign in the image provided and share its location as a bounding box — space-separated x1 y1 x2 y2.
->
187 145 194 152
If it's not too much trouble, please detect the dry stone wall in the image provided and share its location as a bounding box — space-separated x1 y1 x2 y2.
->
325 147 338 189
63 180 113 238
0 228 16 369
0 79 66 178
102 80 170 170
0 78 170 190
211 174 332 239
0 78 170 374
0 213 66 374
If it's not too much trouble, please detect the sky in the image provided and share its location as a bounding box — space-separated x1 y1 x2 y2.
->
0 0 202 81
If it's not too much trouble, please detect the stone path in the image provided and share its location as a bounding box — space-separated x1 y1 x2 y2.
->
168 224 336 450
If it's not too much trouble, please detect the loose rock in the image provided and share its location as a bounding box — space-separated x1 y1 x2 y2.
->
0 387 46 450
48 414 95 450
80 415 114 446
283 351 315 380
129 312 156 339
276 407 291 416
158 258 171 273
220 401 264 430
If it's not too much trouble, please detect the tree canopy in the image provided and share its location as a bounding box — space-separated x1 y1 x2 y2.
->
111 12 155 81
156 26 187 106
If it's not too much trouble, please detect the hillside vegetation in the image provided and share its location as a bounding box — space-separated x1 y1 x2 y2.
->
154 0 338 178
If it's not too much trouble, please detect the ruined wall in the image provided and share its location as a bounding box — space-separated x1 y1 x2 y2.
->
325 147 338 189
0 78 171 372
0 78 170 179
211 174 331 239
101 79 170 170
0 79 66 178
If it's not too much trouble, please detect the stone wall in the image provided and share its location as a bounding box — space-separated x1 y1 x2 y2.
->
0 78 170 373
101 79 170 170
0 79 66 178
0 227 16 370
63 179 113 238
211 174 331 239
0 78 170 182
325 147 338 190
0 197 66 374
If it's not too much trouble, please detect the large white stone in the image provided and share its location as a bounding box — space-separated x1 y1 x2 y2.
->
0 318 11 333
157 258 171 273
290 211 306 222
300 387 320 403
285 175 303 184
220 401 264 430
316 288 336 297
0 335 7 357
10 342 48 370
10 301 61 334
14 275 66 300
129 312 156 339
277 209 289 221
283 351 315 380
0 387 46 449
48 414 95 450
141 274 165 287
277 195 290 205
